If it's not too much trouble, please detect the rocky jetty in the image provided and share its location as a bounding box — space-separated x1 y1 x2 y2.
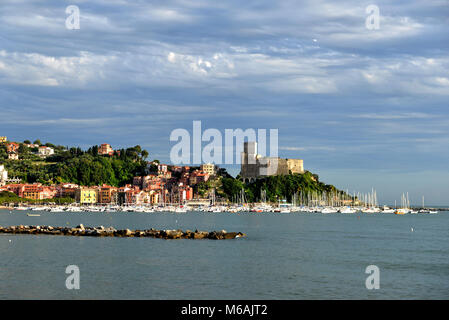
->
0 224 246 240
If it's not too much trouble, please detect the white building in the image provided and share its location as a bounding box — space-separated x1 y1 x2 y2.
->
0 165 8 186
37 146 55 158
8 152 19 160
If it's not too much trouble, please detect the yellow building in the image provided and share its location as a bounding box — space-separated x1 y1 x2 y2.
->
75 188 98 204
200 163 216 176
0 137 7 143
149 191 160 205
286 159 304 174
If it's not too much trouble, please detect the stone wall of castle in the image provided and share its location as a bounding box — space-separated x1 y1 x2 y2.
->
240 142 304 181
240 156 304 181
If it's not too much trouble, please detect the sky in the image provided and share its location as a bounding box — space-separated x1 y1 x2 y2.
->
0 0 448 205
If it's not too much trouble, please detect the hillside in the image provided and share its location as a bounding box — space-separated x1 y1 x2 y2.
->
0 141 148 187
1 140 347 203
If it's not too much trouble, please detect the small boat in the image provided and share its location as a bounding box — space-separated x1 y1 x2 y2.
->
278 200 292 213
27 213 41 217
394 209 408 215
175 206 188 213
321 207 338 214
340 207 357 214
382 206 395 214
419 197 438 214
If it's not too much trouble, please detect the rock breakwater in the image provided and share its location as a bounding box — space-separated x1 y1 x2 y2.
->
0 224 246 240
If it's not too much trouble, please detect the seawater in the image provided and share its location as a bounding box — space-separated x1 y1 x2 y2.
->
0 210 448 299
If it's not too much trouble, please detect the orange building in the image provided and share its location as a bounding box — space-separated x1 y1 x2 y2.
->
6 142 19 153
98 185 117 204
22 184 57 200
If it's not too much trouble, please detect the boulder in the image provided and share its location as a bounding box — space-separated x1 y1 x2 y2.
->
222 232 238 239
164 229 183 239
145 229 159 237
193 231 209 239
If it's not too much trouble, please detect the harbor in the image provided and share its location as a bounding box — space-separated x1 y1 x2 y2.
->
2 201 443 215
0 207 447 299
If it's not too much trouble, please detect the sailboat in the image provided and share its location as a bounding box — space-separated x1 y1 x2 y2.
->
418 196 437 213
381 206 395 214
394 193 409 215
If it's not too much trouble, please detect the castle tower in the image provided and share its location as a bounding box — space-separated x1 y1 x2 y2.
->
240 142 259 180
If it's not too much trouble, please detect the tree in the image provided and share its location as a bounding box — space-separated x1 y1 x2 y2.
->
141 150 149 160
33 139 42 146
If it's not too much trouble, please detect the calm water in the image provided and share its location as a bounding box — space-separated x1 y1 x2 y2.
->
0 209 448 300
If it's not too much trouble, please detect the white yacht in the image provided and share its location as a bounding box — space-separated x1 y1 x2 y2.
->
381 206 395 214
321 207 338 214
340 207 357 214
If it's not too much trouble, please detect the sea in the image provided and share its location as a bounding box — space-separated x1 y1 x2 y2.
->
0 209 448 300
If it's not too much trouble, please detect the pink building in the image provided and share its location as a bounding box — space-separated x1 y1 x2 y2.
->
98 143 115 156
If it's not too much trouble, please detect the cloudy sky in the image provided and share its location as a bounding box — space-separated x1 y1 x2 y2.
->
1 0 448 205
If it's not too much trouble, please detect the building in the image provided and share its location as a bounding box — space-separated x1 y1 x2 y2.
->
189 170 210 185
25 143 39 149
1 184 24 196
240 142 304 182
173 166 190 173
0 137 7 143
8 152 19 160
158 164 168 174
200 163 216 176
37 146 55 158
75 187 98 204
178 185 193 202
148 190 160 204
117 186 150 205
6 142 19 153
98 143 114 156
0 165 8 186
57 183 79 198
22 184 57 200
98 185 117 204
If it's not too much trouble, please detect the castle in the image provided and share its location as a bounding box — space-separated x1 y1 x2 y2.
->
240 142 304 183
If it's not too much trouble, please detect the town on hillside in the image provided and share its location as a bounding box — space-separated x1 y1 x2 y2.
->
0 136 229 205
1 136 343 210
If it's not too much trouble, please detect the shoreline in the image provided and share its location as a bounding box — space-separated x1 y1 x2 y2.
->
0 203 446 213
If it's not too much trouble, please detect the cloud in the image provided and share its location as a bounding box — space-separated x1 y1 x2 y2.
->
279 146 336 152
0 50 116 87
0 0 448 203
350 112 437 120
